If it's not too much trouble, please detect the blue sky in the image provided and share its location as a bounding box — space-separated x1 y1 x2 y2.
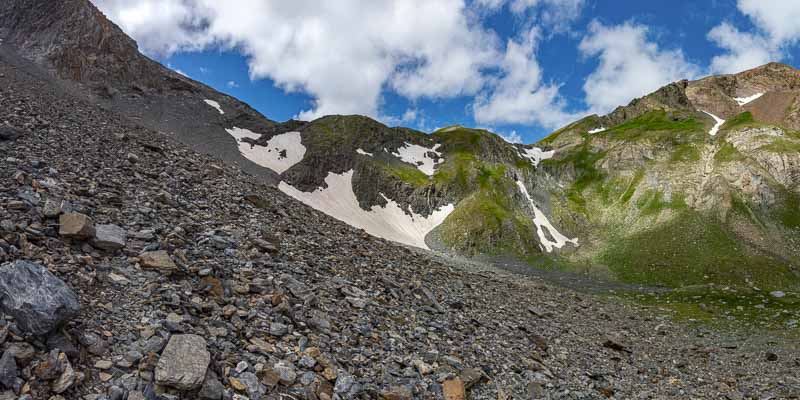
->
94 0 800 143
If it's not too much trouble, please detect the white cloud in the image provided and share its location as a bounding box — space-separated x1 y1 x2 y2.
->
473 28 580 129
737 0 800 44
707 1 800 74
475 0 585 31
499 130 523 143
707 22 777 74
226 80 240 88
579 21 700 115
93 0 501 121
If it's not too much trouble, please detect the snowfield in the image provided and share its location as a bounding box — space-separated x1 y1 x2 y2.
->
279 170 454 249
703 111 725 136
392 142 443 176
519 147 554 167
516 180 578 252
225 127 306 173
734 92 764 106
356 148 373 157
204 99 224 115
588 127 606 134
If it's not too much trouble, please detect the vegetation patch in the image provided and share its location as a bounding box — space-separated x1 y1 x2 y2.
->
381 162 430 187
714 142 743 163
598 211 797 290
635 190 687 216
759 138 800 153
670 143 701 162
602 110 704 142
720 111 754 132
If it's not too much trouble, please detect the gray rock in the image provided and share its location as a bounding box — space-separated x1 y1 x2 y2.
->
770 291 786 298
238 372 265 400
269 322 288 337
0 126 21 141
0 352 17 389
198 371 223 400
42 198 63 218
155 334 210 390
0 261 80 335
92 224 127 251
273 361 296 386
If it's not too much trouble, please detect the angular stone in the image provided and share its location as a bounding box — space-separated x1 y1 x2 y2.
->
91 224 127 251
198 370 224 400
0 351 18 389
155 334 210 390
0 261 80 335
139 250 177 272
443 377 465 400
42 198 63 218
59 213 95 239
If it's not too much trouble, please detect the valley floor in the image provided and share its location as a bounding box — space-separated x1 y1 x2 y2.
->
0 56 798 400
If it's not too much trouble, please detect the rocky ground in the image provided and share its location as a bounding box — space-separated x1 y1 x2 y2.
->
0 51 798 400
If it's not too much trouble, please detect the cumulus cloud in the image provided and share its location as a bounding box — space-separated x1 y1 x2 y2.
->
708 0 800 74
93 0 501 121
707 22 777 74
579 21 700 115
226 80 239 88
476 0 585 31
473 28 580 129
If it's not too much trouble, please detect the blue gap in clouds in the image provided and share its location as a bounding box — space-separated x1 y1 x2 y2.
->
160 50 315 123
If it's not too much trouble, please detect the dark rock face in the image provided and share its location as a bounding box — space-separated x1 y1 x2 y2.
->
0 261 80 335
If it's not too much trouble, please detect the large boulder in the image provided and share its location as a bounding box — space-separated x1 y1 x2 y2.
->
155 334 210 390
0 261 80 335
91 224 126 251
58 213 95 239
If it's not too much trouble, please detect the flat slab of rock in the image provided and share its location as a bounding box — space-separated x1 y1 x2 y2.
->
0 261 80 335
139 250 176 272
91 224 126 251
155 334 210 390
58 213 95 239
443 377 466 400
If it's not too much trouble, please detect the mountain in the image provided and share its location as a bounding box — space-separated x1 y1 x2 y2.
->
539 64 800 289
1 0 798 293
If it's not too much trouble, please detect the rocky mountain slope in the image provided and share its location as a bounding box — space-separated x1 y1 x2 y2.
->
0 0 283 184
1 12 799 400
539 63 800 289
5 0 795 294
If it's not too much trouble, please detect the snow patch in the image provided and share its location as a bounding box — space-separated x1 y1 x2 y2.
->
204 99 224 115
734 92 764 106
702 111 725 136
225 127 306 173
356 148 373 157
588 127 606 134
519 147 554 167
392 142 443 176
516 180 578 253
279 170 454 249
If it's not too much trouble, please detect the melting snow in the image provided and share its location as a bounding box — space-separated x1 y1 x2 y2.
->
279 170 454 249
225 127 306 173
702 111 725 136
204 99 224 115
588 127 606 134
392 142 443 176
356 148 373 157
734 92 764 106
519 147 554 167
516 180 578 253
